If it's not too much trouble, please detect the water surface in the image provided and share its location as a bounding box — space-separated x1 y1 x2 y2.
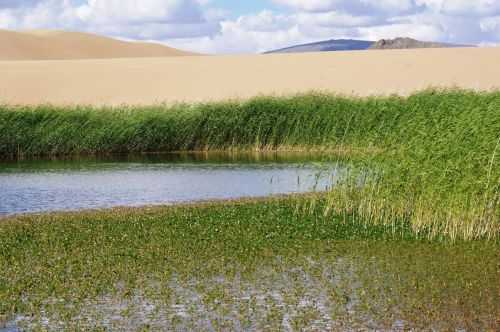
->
0 152 340 215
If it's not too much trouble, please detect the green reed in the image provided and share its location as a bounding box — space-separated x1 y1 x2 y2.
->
1 89 498 240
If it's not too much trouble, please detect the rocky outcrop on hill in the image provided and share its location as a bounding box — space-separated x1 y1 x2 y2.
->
370 37 470 50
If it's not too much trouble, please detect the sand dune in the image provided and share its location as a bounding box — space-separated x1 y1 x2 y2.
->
0 29 195 60
1 46 499 106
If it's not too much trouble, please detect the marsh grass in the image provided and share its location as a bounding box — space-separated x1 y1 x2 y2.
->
1 89 499 241
2 90 484 157
0 198 498 330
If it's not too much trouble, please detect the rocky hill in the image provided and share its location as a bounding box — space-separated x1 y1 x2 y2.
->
265 37 472 54
370 37 470 50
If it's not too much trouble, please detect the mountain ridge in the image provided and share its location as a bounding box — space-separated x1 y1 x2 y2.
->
265 37 473 54
264 39 373 54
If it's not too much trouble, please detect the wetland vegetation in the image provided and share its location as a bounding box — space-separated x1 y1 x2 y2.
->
1 89 499 330
1 89 498 240
1 197 499 330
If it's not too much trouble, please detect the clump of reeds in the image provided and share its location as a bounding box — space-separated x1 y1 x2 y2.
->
0 89 498 240
320 90 500 241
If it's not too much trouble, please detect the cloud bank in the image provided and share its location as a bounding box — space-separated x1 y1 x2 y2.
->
0 0 499 53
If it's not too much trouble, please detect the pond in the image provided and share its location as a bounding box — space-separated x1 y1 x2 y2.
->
0 152 341 216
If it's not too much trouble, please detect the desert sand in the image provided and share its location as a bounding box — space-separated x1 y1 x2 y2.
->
0 29 194 60
1 44 499 106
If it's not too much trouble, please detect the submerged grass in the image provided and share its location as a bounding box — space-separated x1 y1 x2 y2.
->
0 198 498 330
1 89 498 240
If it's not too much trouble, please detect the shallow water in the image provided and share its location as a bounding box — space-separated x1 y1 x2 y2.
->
6 244 499 331
0 152 340 215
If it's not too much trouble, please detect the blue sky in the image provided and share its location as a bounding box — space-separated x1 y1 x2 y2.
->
211 1 280 16
1 1 499 53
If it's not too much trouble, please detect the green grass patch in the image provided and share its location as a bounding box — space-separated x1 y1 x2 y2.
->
0 197 498 330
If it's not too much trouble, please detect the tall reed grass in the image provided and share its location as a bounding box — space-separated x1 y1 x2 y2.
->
1 89 498 240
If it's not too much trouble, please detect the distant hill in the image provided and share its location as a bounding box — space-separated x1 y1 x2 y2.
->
0 29 197 60
264 39 374 54
265 37 472 54
370 37 471 50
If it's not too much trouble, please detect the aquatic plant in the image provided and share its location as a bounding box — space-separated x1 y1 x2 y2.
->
0 198 498 330
0 89 498 240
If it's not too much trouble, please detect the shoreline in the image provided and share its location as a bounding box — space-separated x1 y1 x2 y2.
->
0 193 323 222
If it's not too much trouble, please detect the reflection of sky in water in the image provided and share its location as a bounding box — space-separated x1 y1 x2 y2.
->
0 163 340 215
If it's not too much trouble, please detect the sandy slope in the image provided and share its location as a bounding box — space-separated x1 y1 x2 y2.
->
0 29 194 60
1 47 499 106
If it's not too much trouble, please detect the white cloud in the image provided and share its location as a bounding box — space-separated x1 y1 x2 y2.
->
272 0 419 14
274 0 500 16
0 0 43 8
76 0 204 24
417 0 500 16
1 0 500 54
172 0 500 53
481 15 500 32
0 0 221 39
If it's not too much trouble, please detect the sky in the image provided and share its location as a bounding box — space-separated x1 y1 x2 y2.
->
1 0 500 54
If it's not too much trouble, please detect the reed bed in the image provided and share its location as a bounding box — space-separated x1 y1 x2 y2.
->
1 89 499 240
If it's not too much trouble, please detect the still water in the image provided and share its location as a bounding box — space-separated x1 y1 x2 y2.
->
0 153 341 215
